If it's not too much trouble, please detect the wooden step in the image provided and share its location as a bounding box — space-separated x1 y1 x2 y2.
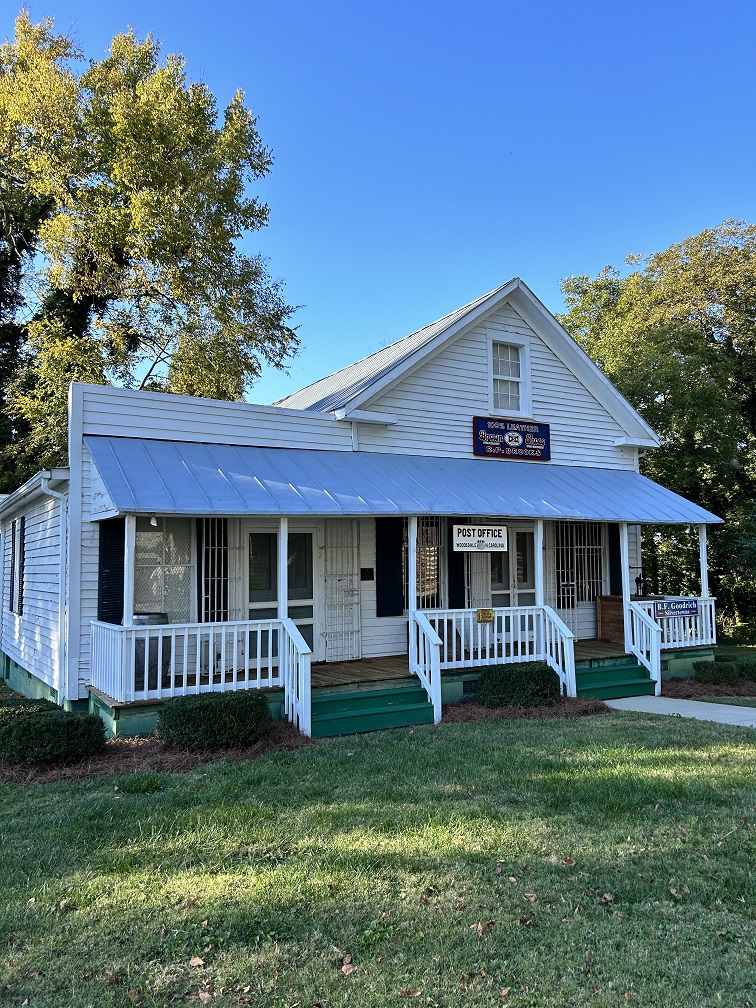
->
311 699 434 737
576 677 656 700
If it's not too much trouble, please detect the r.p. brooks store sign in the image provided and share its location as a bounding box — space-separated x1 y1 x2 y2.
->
473 417 551 460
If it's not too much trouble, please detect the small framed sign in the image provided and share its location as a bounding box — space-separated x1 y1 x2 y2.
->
653 599 700 619
453 524 508 552
477 608 494 624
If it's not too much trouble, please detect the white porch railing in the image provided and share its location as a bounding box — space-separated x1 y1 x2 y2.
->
627 603 662 695
409 611 443 723
89 618 313 735
636 598 717 649
413 606 577 698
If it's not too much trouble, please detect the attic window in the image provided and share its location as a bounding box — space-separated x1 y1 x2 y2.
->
492 342 522 412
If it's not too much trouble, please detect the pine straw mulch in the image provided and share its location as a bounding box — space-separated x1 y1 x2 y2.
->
0 718 313 785
441 696 610 723
0 697 611 785
662 677 756 699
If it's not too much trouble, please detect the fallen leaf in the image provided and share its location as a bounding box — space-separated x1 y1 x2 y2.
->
397 990 422 998
523 893 538 902
198 993 213 1004
507 876 517 883
342 955 352 965
470 922 484 937
185 898 199 908
341 964 357 975
584 951 592 965
200 919 208 927
519 917 535 926
189 956 205 968
564 857 576 866
670 888 682 900
501 988 511 998
600 893 615 904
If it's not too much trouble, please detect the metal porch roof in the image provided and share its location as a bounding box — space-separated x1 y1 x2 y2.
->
84 436 721 525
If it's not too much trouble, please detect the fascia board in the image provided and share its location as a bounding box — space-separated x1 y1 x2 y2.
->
509 284 661 445
0 470 71 518
340 279 523 414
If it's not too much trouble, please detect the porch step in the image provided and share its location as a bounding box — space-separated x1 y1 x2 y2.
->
575 657 656 700
311 684 434 737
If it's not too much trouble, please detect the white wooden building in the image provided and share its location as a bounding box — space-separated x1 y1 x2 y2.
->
0 279 721 736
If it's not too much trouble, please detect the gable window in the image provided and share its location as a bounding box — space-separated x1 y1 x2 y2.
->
492 341 522 412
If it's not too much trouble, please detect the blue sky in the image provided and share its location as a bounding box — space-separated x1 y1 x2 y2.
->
12 0 756 403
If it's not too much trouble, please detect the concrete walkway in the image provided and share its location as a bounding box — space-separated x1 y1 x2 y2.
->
605 696 756 728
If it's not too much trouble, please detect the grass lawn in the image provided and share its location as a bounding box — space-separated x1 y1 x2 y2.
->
1 711 754 1008
689 696 756 709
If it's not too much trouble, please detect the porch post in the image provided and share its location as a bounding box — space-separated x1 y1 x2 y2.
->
534 519 544 606
407 516 418 670
619 521 631 651
123 514 136 627
277 516 288 620
698 524 709 598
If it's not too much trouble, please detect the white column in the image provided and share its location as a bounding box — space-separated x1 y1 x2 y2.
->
123 514 136 627
277 516 288 621
619 521 631 651
698 524 709 598
407 516 418 673
534 519 544 606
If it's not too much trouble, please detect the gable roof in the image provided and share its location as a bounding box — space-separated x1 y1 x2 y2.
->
274 278 660 445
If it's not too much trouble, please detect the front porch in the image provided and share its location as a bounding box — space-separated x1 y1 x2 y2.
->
88 598 717 737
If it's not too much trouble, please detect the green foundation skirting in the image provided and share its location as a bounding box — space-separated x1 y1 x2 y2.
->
1 651 59 704
88 686 286 739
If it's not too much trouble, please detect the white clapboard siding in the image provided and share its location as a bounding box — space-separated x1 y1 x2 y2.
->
78 447 103 694
78 384 354 451
357 303 636 469
1 497 61 690
358 517 409 658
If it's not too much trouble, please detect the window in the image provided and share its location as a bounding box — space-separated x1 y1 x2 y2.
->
134 517 195 623
492 341 522 412
7 518 24 616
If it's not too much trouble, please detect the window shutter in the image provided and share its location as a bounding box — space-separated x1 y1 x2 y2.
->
17 517 25 616
447 517 466 609
9 520 16 612
98 517 125 624
607 523 622 596
375 517 405 617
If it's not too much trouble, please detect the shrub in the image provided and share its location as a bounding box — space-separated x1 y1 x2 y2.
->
734 659 756 682
477 661 561 708
692 660 739 686
0 706 105 765
156 689 271 750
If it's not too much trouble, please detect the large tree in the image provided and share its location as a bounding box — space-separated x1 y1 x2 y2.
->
0 12 297 483
560 221 756 627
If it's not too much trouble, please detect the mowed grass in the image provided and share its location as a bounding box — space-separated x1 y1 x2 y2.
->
0 712 754 1008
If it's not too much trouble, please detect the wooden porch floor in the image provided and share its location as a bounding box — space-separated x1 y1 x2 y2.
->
310 639 637 690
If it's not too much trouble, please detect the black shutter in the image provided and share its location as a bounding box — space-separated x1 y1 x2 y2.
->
447 517 466 609
9 520 16 612
375 517 405 617
98 517 125 624
607 523 622 596
17 516 25 616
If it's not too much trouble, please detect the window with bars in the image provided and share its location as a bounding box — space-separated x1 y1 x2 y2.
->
554 521 605 608
492 341 522 412
199 517 228 622
402 517 446 610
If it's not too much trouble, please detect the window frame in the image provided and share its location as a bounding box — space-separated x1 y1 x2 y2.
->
6 517 24 617
488 336 532 417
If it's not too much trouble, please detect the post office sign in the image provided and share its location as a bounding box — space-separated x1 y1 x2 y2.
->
453 524 508 552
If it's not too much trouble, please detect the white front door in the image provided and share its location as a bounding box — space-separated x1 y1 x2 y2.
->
324 519 361 661
245 526 324 661
491 528 536 608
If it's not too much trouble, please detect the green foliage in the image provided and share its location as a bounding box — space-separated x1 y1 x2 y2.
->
477 660 561 708
560 221 756 623
114 770 165 794
0 12 297 487
713 653 738 662
155 689 271 750
692 660 740 686
734 658 756 681
0 684 105 765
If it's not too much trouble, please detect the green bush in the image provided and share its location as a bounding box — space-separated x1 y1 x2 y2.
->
734 659 756 682
692 660 740 686
477 661 561 708
156 689 271 750
0 705 105 765
713 653 738 663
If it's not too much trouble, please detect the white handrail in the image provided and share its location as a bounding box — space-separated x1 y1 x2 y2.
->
627 603 662 695
418 606 577 700
280 618 313 736
410 611 443 723
635 597 717 648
